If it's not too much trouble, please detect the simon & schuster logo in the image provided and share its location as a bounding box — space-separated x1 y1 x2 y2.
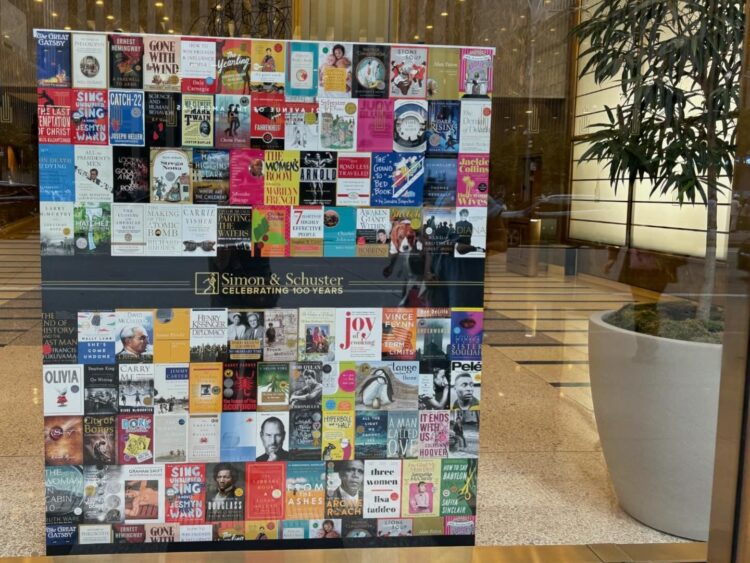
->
194 271 344 296
195 272 220 295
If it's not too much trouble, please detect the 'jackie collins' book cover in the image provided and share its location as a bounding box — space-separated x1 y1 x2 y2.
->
145 204 182 256
286 42 319 100
83 414 116 465
300 151 337 205
192 149 229 204
290 206 324 257
145 92 181 147
427 100 460 155
322 206 356 258
355 208 390 258
251 93 285 149
252 206 290 257
45 465 84 526
250 40 286 94
72 33 108 89
245 462 285 519
389 46 428 98
285 461 326 519
319 98 357 151
394 100 428 153
38 88 72 144
43 310 78 364
352 44 390 99
109 89 145 146
181 38 217 94
45 415 83 465
440 458 477 516
216 39 251 94
214 94 251 148
150 148 192 204
354 410 388 458
298 309 336 362
424 156 458 207
113 147 150 202
229 148 264 206
73 203 111 256
362 459 401 519
264 309 299 362
263 150 300 205
181 94 214 148
143 36 180 92
117 412 154 464
222 361 257 412
336 153 371 207
189 362 223 414
218 206 253 252
401 458 441 517
36 31 71 88
382 308 417 360
40 202 75 257
456 154 489 207
284 101 319 150
72 88 109 145
427 47 460 100
43 364 84 416
357 98 394 152
110 34 144 89
370 152 425 207
460 47 494 98
181 204 217 256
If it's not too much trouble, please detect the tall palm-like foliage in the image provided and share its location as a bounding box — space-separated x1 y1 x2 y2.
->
574 0 744 321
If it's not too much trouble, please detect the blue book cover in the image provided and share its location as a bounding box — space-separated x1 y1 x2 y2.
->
109 90 145 146
36 30 72 88
371 152 425 207
427 100 460 155
355 411 388 458
282 520 310 539
46 525 78 546
286 42 319 99
424 156 458 207
39 145 75 202
450 309 484 361
220 412 257 461
323 206 356 257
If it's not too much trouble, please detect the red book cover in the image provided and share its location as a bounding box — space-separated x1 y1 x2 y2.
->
251 93 285 149
382 307 418 360
222 361 258 412
229 148 264 206
245 461 286 520
165 463 206 524
112 524 146 543
216 38 252 95
38 88 72 144
251 206 290 257
72 88 108 145
117 413 154 465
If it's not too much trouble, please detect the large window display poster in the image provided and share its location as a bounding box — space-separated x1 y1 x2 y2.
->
36 29 492 554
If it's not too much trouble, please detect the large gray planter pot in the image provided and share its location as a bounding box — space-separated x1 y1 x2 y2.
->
588 311 722 541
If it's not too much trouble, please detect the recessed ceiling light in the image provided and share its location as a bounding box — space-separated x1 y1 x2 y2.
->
155 1 164 6
106 14 115 20
168 29 175 33
96 0 104 4
414 34 420 39
550 28 556 31
525 109 533 114
215 3 222 9
34 0 42 3
63 25 71 30
51 11 58 16
162 15 169 21
500 27 506 31
440 11 448 16
520 14 526 18
426 25 433 29
484 38 489 42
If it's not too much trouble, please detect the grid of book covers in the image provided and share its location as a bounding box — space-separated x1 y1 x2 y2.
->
37 29 492 550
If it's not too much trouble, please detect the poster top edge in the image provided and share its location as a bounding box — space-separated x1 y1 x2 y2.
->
32 28 496 54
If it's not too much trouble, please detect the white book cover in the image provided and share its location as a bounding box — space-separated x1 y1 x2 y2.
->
122 464 166 523
335 308 382 361
180 39 217 86
78 524 112 544
43 364 84 416
255 411 290 461
453 206 487 258
72 33 108 89
74 145 113 204
145 204 182 256
181 205 218 257
40 202 75 256
336 153 371 206
363 459 402 519
153 364 189 414
188 414 220 462
111 203 146 256
189 308 228 353
319 98 358 151
153 413 188 463
179 524 214 542
459 99 491 153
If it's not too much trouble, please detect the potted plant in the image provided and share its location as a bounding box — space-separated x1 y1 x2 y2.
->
574 0 743 540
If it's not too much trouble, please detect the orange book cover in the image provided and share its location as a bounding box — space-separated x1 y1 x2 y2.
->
189 362 223 414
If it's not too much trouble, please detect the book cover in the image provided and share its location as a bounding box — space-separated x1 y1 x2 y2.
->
40 202 75 257
43 310 78 364
218 206 252 252
189 362 223 414
222 361 257 411
456 154 489 207
145 92 181 146
181 38 217 94
412 516 444 536
83 413 116 464
110 34 144 89
390 46 427 98
424 156 458 207
252 206 290 257
113 147 149 202
322 206 356 258
394 100 428 153
416 308 452 362
418 364 451 411
453 206 487 258
73 203 111 255
246 520 279 540
354 411 388 458
343 518 378 538
182 94 214 148
118 364 155 413
336 153 371 206
45 415 83 466
192 149 229 204
72 88 109 145
423 208 456 255
153 413 188 463
352 44 389 99
299 151 336 205
154 364 189 414
72 33 108 89
440 458 477 516
39 145 75 202
257 362 290 410
401 458 441 517
220 412 257 461
387 410 420 459
450 358 481 411
336 308 383 361
46 467 84 525
179 524 213 542
227 309 264 361
251 93 285 149
355 208 390 258
112 524 146 543
214 521 246 541
289 362 323 411
74 145 113 204
284 101 319 150
78 524 113 544
250 40 286 93
36 30 71 88
382 308 417 361
289 409 323 460
319 98 357 150
448 410 479 458
355 361 419 411
309 518 342 538
321 362 354 413
263 309 298 362
115 310 154 364
264 150 300 205
371 152 425 207
356 98 394 152
376 518 412 537
427 100 460 155
460 48 493 98
286 42 319 99
298 308 336 362
117 413 154 464
181 205 218 257
214 94 251 148
153 309 190 363
290 206 324 257
145 523 179 542
77 311 117 365
419 410 450 457
245 462 286 519
82 464 123 524
285 461 325 519
144 36 180 92
318 42 353 97
216 39 251 94
109 90 145 146
427 47 460 100
83 365 118 414
38 88 72 144
190 309 228 363
145 204 182 256
459 99 491 153
188 414 220 462
325 460 364 517
123 465 165 523
321 411 355 461
150 148 192 203
229 148 265 206
255 411 290 461
444 515 475 535
281 520 309 539
363 459 401 519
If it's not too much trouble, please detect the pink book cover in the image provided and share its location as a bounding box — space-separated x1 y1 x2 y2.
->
456 154 489 207
459 48 493 97
230 148 265 205
357 98 395 152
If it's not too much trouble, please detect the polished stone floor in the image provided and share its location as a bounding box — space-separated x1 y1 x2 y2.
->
0 219 683 557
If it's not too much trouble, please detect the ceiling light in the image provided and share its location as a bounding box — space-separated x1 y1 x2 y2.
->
51 11 58 16
426 25 433 29
414 34 420 39
34 0 42 3
215 3 222 9
96 0 104 4
162 15 169 21
525 109 533 114
550 28 556 31
484 38 489 42
168 29 175 33
500 27 506 31
155 1 164 5
440 11 448 16
520 14 526 18
106 14 115 20
63 26 71 30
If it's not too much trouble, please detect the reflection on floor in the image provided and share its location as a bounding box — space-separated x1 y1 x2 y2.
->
0 221 685 556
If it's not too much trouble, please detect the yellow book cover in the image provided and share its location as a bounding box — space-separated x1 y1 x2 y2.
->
321 409 355 461
427 47 460 100
189 362 223 413
181 94 215 147
264 150 300 205
250 40 286 94
401 458 441 518
245 520 279 540
285 461 326 520
153 308 190 363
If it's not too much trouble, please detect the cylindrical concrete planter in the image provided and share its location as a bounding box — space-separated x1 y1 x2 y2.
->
588 311 722 541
